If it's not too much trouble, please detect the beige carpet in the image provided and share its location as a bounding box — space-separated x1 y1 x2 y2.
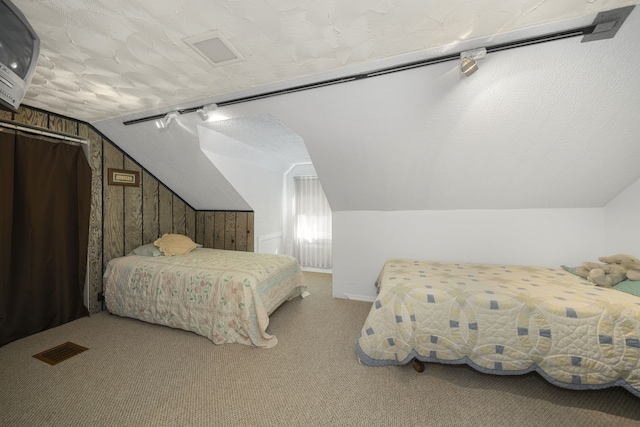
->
1 272 639 426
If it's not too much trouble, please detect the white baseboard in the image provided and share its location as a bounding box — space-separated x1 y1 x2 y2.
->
302 267 332 274
342 293 376 303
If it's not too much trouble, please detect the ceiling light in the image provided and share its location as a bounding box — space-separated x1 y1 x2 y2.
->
196 103 218 121
460 47 487 77
155 111 180 129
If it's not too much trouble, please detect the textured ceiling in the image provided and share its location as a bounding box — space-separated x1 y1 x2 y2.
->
200 113 310 172
13 0 640 123
8 0 640 215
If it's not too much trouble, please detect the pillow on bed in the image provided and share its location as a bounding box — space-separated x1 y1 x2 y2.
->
127 243 163 257
154 234 198 256
563 265 640 296
613 280 640 297
561 265 580 276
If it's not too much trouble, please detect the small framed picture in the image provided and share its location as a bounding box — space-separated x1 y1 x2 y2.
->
107 168 140 187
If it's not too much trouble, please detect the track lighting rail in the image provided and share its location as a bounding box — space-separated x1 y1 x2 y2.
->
123 5 634 127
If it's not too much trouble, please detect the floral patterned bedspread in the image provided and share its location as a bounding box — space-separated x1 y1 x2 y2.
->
104 248 306 348
356 259 640 397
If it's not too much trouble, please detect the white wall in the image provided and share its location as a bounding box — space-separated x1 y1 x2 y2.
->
332 208 604 301
604 177 640 256
214 156 284 253
199 147 285 253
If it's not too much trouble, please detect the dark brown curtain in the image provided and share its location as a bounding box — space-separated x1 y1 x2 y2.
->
0 131 91 347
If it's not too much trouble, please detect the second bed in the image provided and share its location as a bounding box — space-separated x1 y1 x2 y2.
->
356 258 640 397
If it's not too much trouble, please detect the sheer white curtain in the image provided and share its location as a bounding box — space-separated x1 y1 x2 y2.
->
293 176 332 269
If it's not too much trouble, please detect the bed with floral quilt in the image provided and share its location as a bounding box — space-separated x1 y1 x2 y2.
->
355 259 640 397
104 247 306 348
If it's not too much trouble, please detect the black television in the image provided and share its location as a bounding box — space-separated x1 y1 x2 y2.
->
0 0 40 113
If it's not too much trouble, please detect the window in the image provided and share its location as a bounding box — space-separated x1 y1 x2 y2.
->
292 176 332 269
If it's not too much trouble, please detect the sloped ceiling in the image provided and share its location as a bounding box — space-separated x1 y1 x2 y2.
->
11 0 640 212
200 113 310 173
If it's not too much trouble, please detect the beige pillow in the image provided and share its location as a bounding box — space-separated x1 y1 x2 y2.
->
153 234 198 256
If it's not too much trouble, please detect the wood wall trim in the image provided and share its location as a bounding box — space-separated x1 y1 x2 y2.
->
7 105 255 316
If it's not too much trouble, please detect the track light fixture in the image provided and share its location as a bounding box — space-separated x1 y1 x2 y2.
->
124 5 635 127
196 103 218 121
460 47 487 77
155 111 180 129
460 57 478 76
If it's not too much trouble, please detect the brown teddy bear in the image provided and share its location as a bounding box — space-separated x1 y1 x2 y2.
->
598 254 640 281
576 261 627 287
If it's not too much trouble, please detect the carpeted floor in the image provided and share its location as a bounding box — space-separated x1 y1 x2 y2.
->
1 272 639 426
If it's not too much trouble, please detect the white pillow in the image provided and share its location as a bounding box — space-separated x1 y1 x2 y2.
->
127 243 163 257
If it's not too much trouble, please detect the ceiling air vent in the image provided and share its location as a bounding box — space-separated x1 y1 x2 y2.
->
184 30 244 67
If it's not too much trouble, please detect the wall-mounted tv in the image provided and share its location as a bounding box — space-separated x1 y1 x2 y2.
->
0 0 40 113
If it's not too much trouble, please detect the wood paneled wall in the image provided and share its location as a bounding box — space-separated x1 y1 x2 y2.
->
2 105 254 314
196 211 255 252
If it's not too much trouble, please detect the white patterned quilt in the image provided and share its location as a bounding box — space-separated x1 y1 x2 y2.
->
356 259 640 397
104 248 306 348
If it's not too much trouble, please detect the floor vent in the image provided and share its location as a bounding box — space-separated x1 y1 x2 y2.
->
33 342 88 365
